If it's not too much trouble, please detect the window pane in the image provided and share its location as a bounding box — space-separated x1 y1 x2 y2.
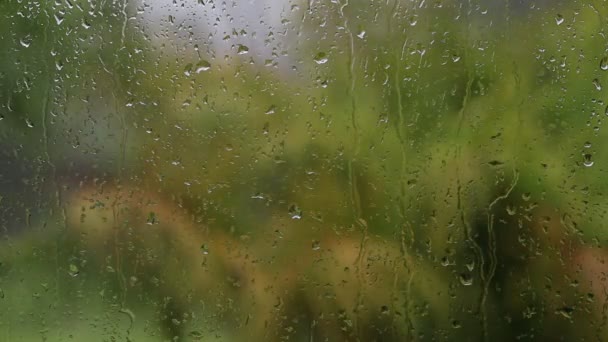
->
0 0 606 340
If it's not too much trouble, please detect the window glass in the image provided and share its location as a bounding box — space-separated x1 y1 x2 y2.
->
0 0 606 340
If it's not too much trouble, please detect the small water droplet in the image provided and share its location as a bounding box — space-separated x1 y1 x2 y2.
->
184 63 193 76
237 44 249 54
409 15 418 26
68 264 80 277
451 55 461 63
265 105 276 115
452 320 461 329
601 57 608 71
583 154 594 167
54 13 64 25
555 14 564 25
312 240 320 251
380 305 390 314
25 118 34 128
313 52 328 65
593 78 602 91
146 212 159 225
459 273 473 286
557 306 573 319
356 30 366 39
200 244 209 255
19 36 31 48
288 204 302 219
506 204 517 216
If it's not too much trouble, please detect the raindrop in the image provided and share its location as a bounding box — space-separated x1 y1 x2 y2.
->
583 154 594 167
184 63 193 76
265 105 276 115
506 204 517 216
146 212 159 225
237 44 249 54
200 244 209 255
555 14 564 25
451 55 461 63
19 36 31 48
452 320 461 329
313 52 328 65
459 273 473 286
356 30 366 39
601 56 608 71
54 13 64 25
557 306 574 319
288 204 302 219
592 78 602 91
25 118 34 128
68 264 80 277
311 240 320 250
195 60 211 73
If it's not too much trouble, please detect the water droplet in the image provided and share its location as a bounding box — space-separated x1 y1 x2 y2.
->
451 55 461 63
593 78 602 91
68 264 80 277
200 243 209 255
557 306 573 319
601 56 608 71
313 52 328 65
184 63 193 76
25 118 34 128
459 273 473 286
452 320 461 329
146 212 159 225
19 36 31 48
54 13 65 25
265 105 276 115
380 305 390 314
312 240 320 251
555 14 564 25
237 44 249 54
195 60 211 73
409 15 418 26
583 154 594 167
356 30 366 39
288 204 302 219
506 204 517 216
